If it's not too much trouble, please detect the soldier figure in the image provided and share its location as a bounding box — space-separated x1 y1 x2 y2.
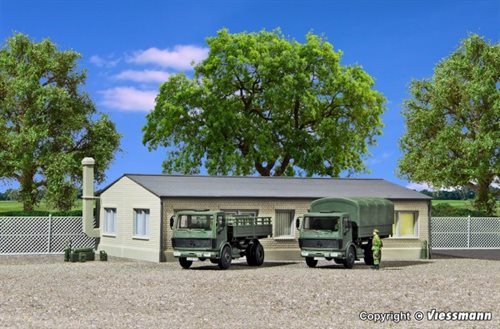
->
371 229 383 270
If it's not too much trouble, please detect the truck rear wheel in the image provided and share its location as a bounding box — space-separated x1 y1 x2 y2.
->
305 257 318 268
179 257 192 269
246 242 265 266
246 244 256 266
218 245 232 270
343 246 355 269
364 245 374 266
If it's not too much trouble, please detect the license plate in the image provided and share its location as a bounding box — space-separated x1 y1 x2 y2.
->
187 257 198 261
314 257 326 260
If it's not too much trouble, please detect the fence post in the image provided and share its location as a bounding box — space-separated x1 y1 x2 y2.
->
467 215 470 249
47 214 52 253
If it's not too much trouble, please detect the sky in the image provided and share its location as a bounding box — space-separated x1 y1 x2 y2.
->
0 0 498 192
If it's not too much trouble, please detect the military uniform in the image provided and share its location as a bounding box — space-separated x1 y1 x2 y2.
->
371 229 382 270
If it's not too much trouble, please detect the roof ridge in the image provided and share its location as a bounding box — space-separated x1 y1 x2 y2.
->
124 174 384 181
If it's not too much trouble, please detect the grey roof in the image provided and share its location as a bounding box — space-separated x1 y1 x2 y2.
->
106 174 431 200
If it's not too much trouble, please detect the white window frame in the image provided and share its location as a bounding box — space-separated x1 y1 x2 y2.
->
393 211 419 238
274 209 296 240
103 208 117 236
133 208 150 239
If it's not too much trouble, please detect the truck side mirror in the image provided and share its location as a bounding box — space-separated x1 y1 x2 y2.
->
295 217 300 230
169 216 174 229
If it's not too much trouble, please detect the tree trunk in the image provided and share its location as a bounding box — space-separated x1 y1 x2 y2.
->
19 170 38 212
472 176 496 216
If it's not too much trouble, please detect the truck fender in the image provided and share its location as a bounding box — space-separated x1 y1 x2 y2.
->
345 242 358 260
218 242 231 258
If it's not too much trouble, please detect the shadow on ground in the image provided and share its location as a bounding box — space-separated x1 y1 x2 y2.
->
431 249 500 261
313 260 433 270
188 261 298 271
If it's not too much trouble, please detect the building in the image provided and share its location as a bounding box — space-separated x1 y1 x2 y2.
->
89 168 431 263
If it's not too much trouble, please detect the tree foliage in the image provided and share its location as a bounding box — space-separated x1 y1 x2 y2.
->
399 34 499 215
0 33 121 211
143 29 385 177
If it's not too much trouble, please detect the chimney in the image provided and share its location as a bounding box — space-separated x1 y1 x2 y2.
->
82 157 100 237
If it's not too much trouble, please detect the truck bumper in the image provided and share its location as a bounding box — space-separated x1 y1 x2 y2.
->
173 250 218 259
301 250 344 259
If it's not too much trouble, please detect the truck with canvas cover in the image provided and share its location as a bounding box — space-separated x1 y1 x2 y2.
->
296 197 393 268
170 210 272 270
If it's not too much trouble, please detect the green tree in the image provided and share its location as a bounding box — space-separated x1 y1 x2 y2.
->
399 34 499 215
0 33 121 211
143 29 385 177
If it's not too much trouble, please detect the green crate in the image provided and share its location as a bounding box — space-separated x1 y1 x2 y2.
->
79 253 87 262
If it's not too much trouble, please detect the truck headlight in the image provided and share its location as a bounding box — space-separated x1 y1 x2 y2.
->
173 251 181 257
301 251 309 257
203 252 211 257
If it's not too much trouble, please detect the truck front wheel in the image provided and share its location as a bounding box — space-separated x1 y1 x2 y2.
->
305 257 318 268
343 246 356 269
179 257 192 269
218 245 232 270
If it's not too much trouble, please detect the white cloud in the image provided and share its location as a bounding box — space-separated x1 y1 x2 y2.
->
128 45 209 70
406 182 434 191
89 55 120 68
99 87 156 112
113 70 170 83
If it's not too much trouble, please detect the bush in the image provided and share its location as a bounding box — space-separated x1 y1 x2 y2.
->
432 203 488 217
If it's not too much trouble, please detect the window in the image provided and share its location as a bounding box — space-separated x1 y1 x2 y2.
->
274 210 295 239
304 216 339 231
177 214 213 230
134 209 150 237
104 208 116 235
221 209 259 216
393 211 418 237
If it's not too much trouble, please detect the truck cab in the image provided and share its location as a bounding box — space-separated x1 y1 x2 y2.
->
297 211 359 268
171 210 272 270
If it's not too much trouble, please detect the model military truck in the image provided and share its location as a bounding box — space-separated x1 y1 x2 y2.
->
296 197 393 268
170 210 272 270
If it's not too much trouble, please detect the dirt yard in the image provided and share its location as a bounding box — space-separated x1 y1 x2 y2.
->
0 255 498 328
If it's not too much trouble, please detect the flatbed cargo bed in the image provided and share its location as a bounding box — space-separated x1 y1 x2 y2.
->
227 216 272 239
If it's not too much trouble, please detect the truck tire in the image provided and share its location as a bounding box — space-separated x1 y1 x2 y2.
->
179 257 192 269
305 257 318 268
218 245 232 270
253 243 264 266
246 242 265 266
246 244 256 266
343 246 355 269
364 245 374 266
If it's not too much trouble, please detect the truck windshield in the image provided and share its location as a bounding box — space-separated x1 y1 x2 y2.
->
178 215 213 230
304 216 340 231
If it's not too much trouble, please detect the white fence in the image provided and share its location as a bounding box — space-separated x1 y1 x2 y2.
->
431 216 500 249
0 216 96 254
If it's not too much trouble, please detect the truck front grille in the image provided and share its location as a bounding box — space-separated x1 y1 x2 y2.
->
172 238 214 249
299 239 342 249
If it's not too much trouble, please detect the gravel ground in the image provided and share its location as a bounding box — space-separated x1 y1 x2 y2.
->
0 255 498 329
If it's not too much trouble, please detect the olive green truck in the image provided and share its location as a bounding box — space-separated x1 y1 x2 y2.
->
170 210 272 270
296 197 394 268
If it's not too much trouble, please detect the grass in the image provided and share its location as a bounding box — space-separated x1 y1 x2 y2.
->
0 200 82 213
432 200 475 208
